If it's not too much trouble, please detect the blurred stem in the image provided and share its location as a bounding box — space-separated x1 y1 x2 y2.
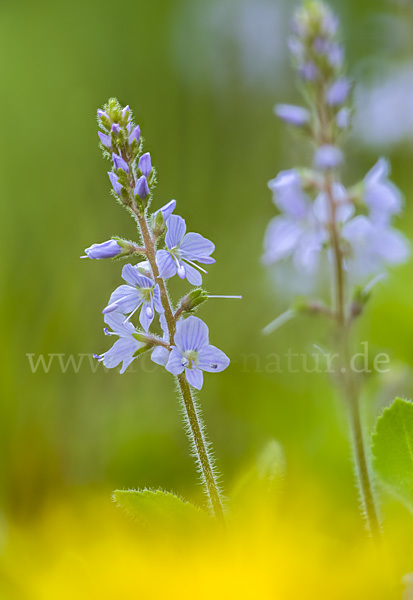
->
133 207 226 524
324 174 381 542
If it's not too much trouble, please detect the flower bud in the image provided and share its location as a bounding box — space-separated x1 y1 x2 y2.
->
98 131 112 150
179 288 208 315
111 123 121 135
129 125 141 146
134 175 149 199
108 172 122 195
326 78 350 106
274 104 310 127
314 145 343 170
138 152 152 177
83 240 122 260
112 153 129 173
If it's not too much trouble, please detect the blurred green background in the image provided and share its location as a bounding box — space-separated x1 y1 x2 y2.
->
2 0 413 530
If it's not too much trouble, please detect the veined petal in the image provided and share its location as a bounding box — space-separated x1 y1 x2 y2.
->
156 250 176 279
165 215 186 249
185 367 204 390
101 337 139 370
197 256 215 265
122 264 154 288
104 312 136 337
174 316 209 352
151 346 170 367
198 345 230 373
105 285 142 314
184 262 203 286
165 347 185 375
180 232 215 260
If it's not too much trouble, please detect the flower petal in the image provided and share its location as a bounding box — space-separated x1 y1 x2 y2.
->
174 316 209 352
151 346 170 367
185 367 204 390
165 215 186 249
103 312 136 337
156 250 176 279
184 262 203 286
180 233 215 261
262 217 303 264
165 347 185 375
139 302 154 332
101 338 138 370
122 264 154 288
104 285 142 314
197 345 230 373
153 284 164 313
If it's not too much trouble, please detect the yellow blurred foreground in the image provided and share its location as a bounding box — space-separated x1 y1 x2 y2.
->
0 484 409 600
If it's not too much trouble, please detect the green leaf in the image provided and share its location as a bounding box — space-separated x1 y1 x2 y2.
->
113 488 210 531
372 397 413 511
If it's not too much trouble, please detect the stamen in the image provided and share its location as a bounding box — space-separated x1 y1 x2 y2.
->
207 295 242 299
145 305 154 319
181 357 189 367
177 264 186 279
123 303 141 324
362 273 386 296
262 308 296 335
103 327 116 336
184 258 208 274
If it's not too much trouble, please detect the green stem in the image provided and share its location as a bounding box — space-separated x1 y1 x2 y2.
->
324 177 381 541
134 208 226 523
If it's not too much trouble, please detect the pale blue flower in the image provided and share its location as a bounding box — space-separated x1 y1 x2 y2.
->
165 316 229 390
155 215 215 285
94 312 144 374
83 240 122 259
103 264 164 332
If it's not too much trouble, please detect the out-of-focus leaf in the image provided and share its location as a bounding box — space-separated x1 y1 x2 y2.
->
231 440 286 510
113 488 210 531
372 397 413 511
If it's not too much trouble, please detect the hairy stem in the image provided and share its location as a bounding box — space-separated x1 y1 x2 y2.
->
324 176 381 541
133 206 226 522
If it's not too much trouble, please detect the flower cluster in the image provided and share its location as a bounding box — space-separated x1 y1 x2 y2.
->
84 99 230 389
264 2 409 283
